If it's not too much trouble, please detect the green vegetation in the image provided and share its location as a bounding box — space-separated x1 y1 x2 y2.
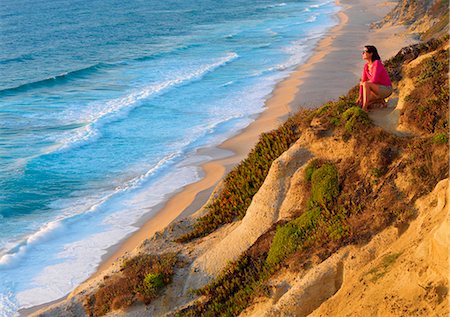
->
304 159 320 182
178 253 269 317
267 163 339 267
141 273 165 296
432 132 448 144
394 44 448 135
367 252 402 282
84 253 177 316
310 163 339 209
177 121 300 242
341 106 370 133
266 207 321 267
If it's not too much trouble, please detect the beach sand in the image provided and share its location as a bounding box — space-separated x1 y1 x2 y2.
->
25 0 418 315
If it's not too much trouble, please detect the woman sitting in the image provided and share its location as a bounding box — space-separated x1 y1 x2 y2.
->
356 45 393 111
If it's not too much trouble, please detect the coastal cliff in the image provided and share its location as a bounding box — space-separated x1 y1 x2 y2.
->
376 0 448 40
33 1 448 316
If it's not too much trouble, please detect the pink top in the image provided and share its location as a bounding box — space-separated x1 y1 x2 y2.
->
360 60 392 96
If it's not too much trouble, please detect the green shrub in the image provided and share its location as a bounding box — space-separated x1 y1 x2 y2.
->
315 103 331 116
326 207 350 240
330 117 340 126
432 132 448 144
87 253 177 316
341 106 370 133
310 163 339 210
266 163 339 267
141 273 165 296
304 159 320 182
266 222 302 267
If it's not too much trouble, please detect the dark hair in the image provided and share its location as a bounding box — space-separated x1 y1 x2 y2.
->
364 45 381 61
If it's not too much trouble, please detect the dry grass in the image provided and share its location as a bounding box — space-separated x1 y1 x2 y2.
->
84 253 178 316
401 47 449 135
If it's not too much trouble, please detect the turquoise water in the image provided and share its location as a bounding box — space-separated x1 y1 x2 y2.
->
0 0 338 314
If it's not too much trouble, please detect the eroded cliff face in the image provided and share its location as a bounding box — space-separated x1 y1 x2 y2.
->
377 0 448 40
241 179 449 317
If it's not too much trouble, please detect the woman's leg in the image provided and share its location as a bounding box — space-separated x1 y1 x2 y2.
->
362 82 392 110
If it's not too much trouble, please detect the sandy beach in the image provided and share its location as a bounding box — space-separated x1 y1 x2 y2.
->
25 0 419 315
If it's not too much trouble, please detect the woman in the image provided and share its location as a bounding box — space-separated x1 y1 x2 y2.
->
356 45 392 111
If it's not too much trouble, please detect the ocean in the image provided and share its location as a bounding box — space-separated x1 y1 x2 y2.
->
0 0 338 314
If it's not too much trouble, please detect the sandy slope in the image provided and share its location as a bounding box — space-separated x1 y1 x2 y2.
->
241 179 449 317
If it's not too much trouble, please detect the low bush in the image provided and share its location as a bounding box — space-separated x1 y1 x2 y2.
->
177 244 270 317
85 253 177 316
267 163 339 267
310 163 339 210
401 47 449 134
341 106 370 133
432 132 448 144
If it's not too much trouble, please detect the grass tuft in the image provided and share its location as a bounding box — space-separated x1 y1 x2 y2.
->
341 106 370 133
432 132 448 145
85 253 177 316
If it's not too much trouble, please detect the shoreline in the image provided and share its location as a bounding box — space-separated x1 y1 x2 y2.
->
26 0 419 315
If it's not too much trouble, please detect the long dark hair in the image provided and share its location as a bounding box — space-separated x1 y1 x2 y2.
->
364 45 381 61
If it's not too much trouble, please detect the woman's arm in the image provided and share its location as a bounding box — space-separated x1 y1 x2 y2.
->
370 60 382 84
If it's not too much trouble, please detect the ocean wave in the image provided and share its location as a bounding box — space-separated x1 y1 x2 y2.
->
53 52 239 153
0 63 112 95
0 150 180 270
309 0 333 9
0 293 16 317
0 54 34 65
220 80 234 87
0 221 65 268
133 43 203 62
265 3 287 8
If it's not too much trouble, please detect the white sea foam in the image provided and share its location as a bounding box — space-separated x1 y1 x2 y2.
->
54 52 238 152
307 15 318 23
0 148 203 311
309 0 333 9
0 293 16 317
266 3 287 8
0 221 65 268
